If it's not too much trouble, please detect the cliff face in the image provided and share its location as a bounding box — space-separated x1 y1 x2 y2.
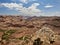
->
0 16 60 45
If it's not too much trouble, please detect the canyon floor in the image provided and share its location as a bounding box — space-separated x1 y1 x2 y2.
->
0 16 60 45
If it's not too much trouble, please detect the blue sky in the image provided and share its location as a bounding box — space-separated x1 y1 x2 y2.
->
0 0 60 16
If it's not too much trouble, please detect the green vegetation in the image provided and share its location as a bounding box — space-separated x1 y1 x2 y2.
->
23 36 30 40
0 29 6 32
19 35 31 40
2 30 16 40
0 29 16 45
5 30 16 34
19 35 31 44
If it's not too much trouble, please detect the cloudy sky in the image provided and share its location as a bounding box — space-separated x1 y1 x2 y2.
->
0 0 60 16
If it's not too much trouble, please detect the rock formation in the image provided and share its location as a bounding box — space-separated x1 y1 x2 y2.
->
0 16 60 45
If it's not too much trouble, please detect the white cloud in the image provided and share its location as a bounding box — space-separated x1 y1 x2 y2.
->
0 3 41 16
28 3 40 9
26 3 41 15
12 0 36 4
19 3 41 16
20 0 36 3
20 0 28 3
1 3 23 9
44 5 53 8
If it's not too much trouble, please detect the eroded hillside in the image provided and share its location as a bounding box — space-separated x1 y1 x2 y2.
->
0 16 60 45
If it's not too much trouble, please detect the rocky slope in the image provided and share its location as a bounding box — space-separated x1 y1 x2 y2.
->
0 16 60 45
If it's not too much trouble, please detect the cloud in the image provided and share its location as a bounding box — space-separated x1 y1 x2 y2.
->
12 0 36 4
0 3 23 9
0 3 41 16
20 0 28 3
20 0 36 3
44 5 53 8
28 3 40 9
18 3 41 16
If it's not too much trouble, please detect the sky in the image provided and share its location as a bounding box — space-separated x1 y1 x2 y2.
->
0 0 60 16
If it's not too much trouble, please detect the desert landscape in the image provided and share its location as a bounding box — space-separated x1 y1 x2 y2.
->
0 16 60 45
0 0 60 45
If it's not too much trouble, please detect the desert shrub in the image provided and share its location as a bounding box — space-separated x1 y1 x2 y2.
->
2 34 9 40
23 36 30 44
19 35 31 44
19 36 23 40
33 38 43 45
50 41 55 44
23 36 29 40
49 36 55 44
25 40 29 44
5 30 16 34
19 35 31 40
0 29 6 32
2 30 16 40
